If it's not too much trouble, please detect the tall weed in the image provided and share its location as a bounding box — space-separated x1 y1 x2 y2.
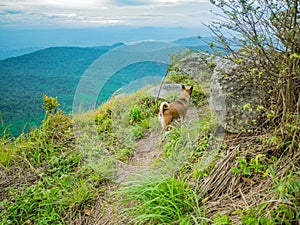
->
119 173 206 224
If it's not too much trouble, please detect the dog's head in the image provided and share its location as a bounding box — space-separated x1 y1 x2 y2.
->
181 84 193 97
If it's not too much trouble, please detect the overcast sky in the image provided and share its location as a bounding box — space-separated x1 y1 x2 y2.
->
0 0 216 28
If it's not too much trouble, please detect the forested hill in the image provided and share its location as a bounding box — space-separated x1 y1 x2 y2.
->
0 44 169 137
0 46 111 136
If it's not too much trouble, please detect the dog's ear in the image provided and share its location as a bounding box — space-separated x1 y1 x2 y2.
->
190 86 193 91
181 84 186 90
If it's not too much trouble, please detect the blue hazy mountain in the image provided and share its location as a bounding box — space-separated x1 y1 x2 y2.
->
0 47 42 61
173 36 208 46
172 36 216 52
0 26 210 59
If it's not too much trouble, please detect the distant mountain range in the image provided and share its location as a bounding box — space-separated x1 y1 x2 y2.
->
173 36 212 46
0 36 213 60
0 26 211 59
0 37 213 136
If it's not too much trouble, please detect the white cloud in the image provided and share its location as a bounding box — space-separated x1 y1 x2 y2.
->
0 0 214 27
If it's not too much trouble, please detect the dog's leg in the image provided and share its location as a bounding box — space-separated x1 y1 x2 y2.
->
160 117 167 130
181 116 184 124
163 114 172 130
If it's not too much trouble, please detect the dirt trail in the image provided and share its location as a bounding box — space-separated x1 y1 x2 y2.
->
88 106 200 224
115 106 200 184
115 130 162 183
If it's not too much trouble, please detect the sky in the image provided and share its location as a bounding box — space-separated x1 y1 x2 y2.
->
0 0 215 28
0 0 219 55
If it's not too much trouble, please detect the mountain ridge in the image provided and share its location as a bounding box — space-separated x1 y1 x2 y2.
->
0 36 212 61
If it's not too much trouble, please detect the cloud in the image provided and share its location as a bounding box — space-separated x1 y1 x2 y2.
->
0 0 214 28
4 10 23 14
115 0 149 6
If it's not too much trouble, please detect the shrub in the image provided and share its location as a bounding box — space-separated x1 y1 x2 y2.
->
208 0 300 149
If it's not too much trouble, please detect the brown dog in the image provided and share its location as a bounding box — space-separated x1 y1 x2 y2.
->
158 85 193 130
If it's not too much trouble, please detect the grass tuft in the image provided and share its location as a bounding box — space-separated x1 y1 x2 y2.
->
119 172 207 225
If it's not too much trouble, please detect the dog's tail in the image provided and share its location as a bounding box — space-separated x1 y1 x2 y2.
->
159 102 169 115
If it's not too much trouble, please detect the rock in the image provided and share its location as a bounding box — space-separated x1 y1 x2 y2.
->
210 58 264 133
131 53 211 99
176 52 213 80
147 83 182 99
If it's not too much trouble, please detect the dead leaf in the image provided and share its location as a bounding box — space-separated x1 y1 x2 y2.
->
201 196 211 204
84 208 93 216
242 177 255 185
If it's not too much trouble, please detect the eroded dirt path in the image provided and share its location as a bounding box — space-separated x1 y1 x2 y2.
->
115 130 162 183
115 105 200 184
88 106 200 224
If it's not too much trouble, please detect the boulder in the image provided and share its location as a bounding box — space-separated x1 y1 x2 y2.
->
175 52 212 82
147 83 182 99
210 58 264 133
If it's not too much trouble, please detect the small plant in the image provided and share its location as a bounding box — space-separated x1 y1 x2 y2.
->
116 148 134 161
213 213 231 225
42 94 60 114
235 204 275 225
272 171 300 223
188 86 206 107
95 111 112 133
131 125 143 139
168 71 191 85
0 135 15 168
129 104 143 124
232 154 267 176
64 179 95 210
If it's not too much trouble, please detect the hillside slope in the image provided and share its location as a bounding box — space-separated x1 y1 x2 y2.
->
0 53 299 225
0 47 107 136
0 46 168 136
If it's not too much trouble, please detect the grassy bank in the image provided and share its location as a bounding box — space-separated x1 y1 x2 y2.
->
1 63 299 224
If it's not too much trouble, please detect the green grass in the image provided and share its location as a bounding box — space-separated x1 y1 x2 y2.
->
0 96 103 224
92 89 162 162
119 173 208 225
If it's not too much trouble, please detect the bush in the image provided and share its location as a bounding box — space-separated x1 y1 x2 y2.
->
208 0 300 150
